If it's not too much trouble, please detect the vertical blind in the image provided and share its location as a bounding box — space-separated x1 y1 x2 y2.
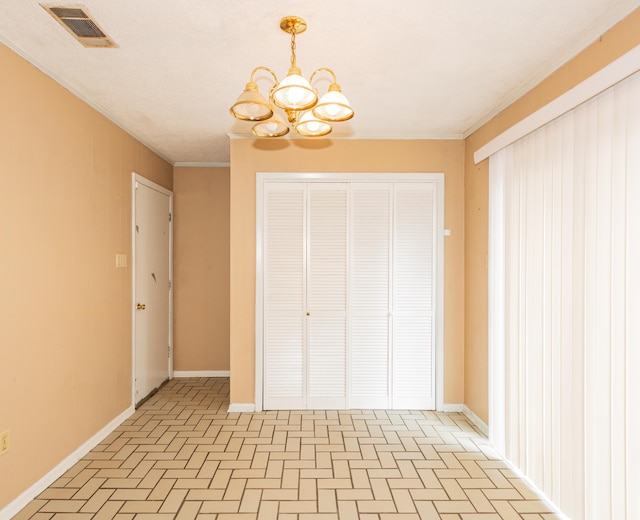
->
488 70 640 520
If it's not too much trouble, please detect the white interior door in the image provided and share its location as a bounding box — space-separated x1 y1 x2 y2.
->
263 183 349 410
134 175 172 405
349 182 437 410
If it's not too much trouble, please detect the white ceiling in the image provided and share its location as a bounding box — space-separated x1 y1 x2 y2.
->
1 1 639 165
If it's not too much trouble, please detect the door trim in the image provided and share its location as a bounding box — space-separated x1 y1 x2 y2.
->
255 172 445 412
131 172 174 407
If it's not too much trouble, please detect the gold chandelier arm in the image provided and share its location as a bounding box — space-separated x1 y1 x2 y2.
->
310 67 337 84
231 16 353 137
250 66 279 86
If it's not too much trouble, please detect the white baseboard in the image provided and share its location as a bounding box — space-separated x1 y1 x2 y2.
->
442 403 464 412
463 405 489 436
228 403 255 413
0 405 135 520
501 456 569 519
173 370 230 378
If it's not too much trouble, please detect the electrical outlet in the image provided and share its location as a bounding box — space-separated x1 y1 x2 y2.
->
0 430 9 456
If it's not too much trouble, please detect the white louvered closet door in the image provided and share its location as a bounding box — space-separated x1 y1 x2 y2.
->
350 184 392 408
262 179 438 411
263 183 306 410
392 183 436 409
306 183 348 409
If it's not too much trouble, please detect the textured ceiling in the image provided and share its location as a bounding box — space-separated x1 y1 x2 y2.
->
1 0 639 165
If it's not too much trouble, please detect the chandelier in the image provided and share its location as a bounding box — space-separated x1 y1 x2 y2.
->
229 16 354 138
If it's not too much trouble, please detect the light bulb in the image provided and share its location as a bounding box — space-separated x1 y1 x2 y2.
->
273 72 317 111
245 103 261 116
325 104 340 117
285 88 305 105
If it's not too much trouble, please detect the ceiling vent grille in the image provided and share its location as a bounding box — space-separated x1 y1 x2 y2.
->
41 4 117 48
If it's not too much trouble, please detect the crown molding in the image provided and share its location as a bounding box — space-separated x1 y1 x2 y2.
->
174 162 231 168
226 132 464 141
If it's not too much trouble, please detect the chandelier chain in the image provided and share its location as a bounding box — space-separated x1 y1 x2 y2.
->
290 31 297 69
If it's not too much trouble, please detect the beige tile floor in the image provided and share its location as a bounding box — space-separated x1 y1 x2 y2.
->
13 378 561 520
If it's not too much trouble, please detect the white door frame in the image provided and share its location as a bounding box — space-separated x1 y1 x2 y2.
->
255 172 445 412
131 172 174 406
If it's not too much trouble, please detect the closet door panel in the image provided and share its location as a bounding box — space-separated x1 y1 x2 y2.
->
308 316 347 409
263 184 306 409
392 183 436 409
350 184 391 408
264 316 305 409
307 185 348 311
350 318 389 408
307 184 348 408
393 316 433 408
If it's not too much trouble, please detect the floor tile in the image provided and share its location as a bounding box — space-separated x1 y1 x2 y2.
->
10 378 562 520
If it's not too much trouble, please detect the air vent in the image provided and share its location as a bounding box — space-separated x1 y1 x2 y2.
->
41 4 117 48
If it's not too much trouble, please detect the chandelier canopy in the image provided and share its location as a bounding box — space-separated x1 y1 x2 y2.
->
230 16 354 138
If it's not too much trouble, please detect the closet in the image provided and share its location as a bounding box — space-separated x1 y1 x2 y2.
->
258 175 443 410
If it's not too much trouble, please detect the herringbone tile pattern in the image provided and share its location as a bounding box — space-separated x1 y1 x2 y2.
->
13 378 560 519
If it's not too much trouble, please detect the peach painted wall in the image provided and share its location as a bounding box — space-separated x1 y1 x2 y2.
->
173 166 230 372
463 7 640 424
0 42 172 509
229 139 465 406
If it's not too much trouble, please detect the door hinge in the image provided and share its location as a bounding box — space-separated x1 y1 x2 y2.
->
168 280 172 290
168 345 171 358
169 212 172 222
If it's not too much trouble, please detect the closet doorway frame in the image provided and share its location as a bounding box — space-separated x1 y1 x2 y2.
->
255 172 445 412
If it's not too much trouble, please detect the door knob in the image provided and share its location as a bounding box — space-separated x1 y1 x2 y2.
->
137 303 146 310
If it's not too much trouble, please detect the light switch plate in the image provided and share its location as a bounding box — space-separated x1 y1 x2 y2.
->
115 254 127 268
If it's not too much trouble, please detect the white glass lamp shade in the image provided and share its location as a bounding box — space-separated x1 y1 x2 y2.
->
252 109 290 137
295 111 332 137
313 85 354 122
272 68 318 111
230 83 272 121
